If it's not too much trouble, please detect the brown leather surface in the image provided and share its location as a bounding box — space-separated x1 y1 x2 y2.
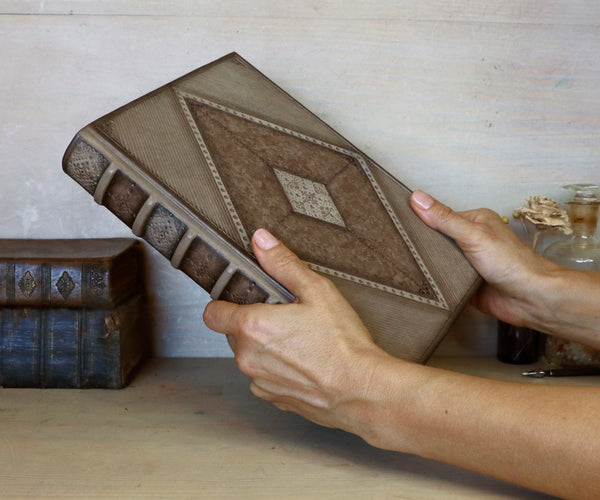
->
179 237 230 291
187 100 435 301
220 271 270 305
62 53 481 362
104 171 149 227
0 238 141 308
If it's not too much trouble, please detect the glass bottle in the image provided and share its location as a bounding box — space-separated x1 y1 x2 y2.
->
542 184 600 368
497 321 540 364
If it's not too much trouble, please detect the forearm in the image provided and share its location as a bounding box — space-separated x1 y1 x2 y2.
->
524 266 600 349
343 354 600 499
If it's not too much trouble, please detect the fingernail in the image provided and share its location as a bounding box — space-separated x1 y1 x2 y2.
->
253 228 279 251
412 190 434 210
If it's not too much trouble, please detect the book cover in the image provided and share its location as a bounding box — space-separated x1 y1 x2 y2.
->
0 238 142 308
0 293 145 388
62 52 480 363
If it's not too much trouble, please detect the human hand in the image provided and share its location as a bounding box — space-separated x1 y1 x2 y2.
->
409 190 559 328
203 229 391 432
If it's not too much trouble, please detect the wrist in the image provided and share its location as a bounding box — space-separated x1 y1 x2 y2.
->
521 263 565 331
334 348 430 454
525 266 600 347
493 253 562 330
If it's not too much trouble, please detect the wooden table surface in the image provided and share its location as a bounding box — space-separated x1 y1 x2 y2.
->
2 356 595 499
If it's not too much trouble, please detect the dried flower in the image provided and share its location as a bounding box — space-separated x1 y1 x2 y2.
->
513 195 572 235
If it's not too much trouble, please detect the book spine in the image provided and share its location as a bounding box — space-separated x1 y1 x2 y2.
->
0 295 144 388
62 129 294 306
0 261 119 308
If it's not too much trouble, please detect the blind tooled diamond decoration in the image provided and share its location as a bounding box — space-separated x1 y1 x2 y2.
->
174 90 447 309
18 270 36 297
56 271 76 300
273 168 345 227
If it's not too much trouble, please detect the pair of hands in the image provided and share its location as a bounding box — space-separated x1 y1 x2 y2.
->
205 193 600 499
203 190 551 431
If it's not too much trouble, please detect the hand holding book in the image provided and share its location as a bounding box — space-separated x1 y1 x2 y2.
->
204 191 600 499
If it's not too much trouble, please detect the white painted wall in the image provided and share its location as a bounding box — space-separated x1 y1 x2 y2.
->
2 1 599 357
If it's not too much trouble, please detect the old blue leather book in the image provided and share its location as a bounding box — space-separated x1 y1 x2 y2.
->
0 295 144 388
0 238 146 388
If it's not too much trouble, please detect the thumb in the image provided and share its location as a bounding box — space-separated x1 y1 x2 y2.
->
252 228 323 301
409 190 476 247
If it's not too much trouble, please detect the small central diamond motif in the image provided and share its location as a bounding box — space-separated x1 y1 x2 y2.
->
274 168 345 227
56 271 76 300
18 270 37 297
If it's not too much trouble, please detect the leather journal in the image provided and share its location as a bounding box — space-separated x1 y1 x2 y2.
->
62 53 480 363
0 238 146 388
0 238 141 308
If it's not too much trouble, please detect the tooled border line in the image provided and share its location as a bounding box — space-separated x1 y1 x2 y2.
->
175 91 252 253
175 89 448 310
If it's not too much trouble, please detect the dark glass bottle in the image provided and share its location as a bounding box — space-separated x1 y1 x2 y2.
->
497 321 540 364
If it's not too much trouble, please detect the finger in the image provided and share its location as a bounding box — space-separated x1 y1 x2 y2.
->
250 380 295 413
226 334 237 354
203 299 243 336
249 380 336 428
409 190 479 247
252 228 324 300
249 379 328 413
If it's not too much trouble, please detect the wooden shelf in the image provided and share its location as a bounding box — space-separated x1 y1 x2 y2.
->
2 356 589 499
